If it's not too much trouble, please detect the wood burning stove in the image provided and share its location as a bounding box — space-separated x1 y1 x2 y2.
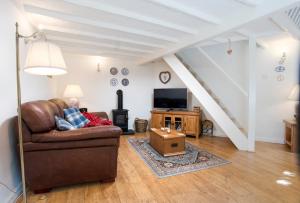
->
112 109 128 132
112 90 134 135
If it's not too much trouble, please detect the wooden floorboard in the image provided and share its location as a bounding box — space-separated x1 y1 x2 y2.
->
19 132 300 203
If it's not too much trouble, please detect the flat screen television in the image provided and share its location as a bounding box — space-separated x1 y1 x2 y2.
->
154 88 187 109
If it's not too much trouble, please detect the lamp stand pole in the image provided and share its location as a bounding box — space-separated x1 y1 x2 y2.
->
14 22 64 203
15 22 27 203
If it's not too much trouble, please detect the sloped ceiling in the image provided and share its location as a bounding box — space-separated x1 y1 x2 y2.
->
22 0 300 62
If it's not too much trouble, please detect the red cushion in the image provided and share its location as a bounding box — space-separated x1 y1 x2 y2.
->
82 112 112 127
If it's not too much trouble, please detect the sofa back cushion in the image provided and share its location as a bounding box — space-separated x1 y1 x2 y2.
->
21 100 60 133
49 98 69 117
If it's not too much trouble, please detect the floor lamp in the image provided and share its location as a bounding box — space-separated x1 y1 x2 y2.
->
15 22 67 203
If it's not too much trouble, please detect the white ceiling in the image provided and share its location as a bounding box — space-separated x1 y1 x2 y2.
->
22 0 300 62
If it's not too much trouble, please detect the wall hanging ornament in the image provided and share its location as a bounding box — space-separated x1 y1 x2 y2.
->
121 67 129 75
227 38 233 55
279 52 287 65
97 63 101 72
110 67 118 75
275 52 287 72
110 78 118 86
159 71 171 84
121 78 129 86
275 65 286 72
277 74 284 82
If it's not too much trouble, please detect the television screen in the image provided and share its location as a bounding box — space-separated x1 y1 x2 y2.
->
154 88 187 109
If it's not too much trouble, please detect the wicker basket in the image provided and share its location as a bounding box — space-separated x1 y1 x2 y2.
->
135 118 148 133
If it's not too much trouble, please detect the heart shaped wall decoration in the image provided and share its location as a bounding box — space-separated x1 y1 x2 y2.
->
159 71 171 84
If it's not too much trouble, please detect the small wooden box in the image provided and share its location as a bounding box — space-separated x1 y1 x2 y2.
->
193 106 201 113
150 128 186 157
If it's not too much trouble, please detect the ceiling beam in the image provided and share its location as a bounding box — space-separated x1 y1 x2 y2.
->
255 39 269 49
46 35 154 53
271 13 300 39
198 41 219 47
236 28 286 38
146 0 221 24
42 25 165 49
61 46 141 59
234 0 261 7
255 30 287 37
269 17 289 32
63 0 197 35
198 37 267 48
24 4 179 43
51 40 145 56
212 37 227 43
137 0 299 64
235 30 269 48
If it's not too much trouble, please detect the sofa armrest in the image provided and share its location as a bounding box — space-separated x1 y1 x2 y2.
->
32 125 122 143
90 112 109 119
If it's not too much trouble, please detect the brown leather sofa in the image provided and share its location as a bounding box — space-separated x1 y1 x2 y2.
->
14 98 122 193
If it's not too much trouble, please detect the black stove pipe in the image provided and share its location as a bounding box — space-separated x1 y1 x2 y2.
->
117 89 123 110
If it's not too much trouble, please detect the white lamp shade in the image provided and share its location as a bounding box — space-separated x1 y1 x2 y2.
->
24 41 67 75
288 84 299 101
63 85 84 98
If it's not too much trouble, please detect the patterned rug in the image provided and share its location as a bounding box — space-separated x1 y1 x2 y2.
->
128 137 230 178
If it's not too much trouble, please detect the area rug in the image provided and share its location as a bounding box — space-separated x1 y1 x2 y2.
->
128 137 230 178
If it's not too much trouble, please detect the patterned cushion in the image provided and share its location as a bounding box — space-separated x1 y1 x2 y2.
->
55 116 75 131
63 108 90 128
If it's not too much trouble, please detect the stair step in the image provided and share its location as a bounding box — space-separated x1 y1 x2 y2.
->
181 57 246 137
239 128 247 134
214 98 220 103
164 54 249 150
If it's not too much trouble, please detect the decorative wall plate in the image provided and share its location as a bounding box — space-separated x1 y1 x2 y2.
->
121 78 129 86
121 67 129 75
159 71 171 84
110 67 118 75
110 78 118 86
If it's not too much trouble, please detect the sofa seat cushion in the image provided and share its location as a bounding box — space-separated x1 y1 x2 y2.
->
32 126 122 143
23 138 119 152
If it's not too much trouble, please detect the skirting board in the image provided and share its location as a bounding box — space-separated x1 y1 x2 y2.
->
5 182 22 203
255 136 285 144
212 134 285 144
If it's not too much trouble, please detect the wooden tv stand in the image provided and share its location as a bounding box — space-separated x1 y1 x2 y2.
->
150 110 201 139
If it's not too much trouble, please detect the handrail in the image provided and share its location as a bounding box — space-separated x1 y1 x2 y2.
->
196 47 248 97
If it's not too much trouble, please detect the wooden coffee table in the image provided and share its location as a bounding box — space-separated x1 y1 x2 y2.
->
150 128 186 157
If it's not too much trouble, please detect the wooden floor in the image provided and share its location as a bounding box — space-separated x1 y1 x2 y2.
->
22 132 300 203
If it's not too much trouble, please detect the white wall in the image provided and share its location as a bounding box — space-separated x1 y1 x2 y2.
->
56 53 189 129
256 34 299 143
0 1 57 202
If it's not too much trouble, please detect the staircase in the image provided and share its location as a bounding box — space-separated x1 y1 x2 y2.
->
174 54 247 134
163 54 249 151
